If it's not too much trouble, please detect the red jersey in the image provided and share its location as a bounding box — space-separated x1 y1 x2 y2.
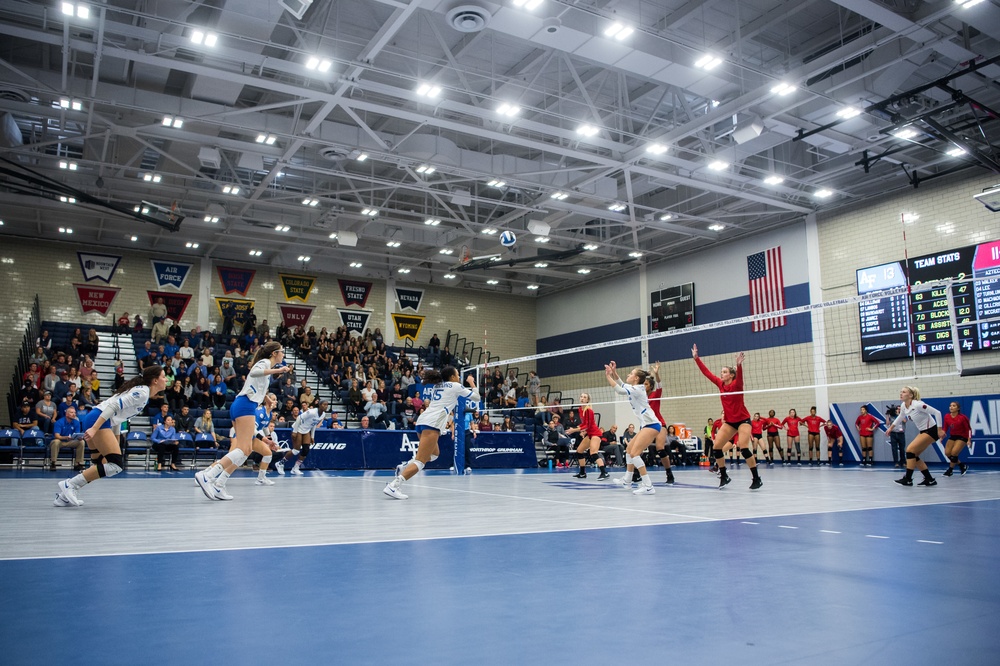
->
855 413 879 436
765 417 781 434
803 415 824 434
695 356 750 422
824 423 842 439
942 413 971 439
781 416 802 437
579 407 603 438
751 419 763 435
647 388 667 426
712 419 722 437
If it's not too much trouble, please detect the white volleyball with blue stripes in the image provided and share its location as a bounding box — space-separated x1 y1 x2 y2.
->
499 230 517 248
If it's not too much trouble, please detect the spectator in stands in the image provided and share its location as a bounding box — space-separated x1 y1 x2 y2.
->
504 382 518 409
168 321 182 340
185 356 207 378
428 333 441 359
347 379 362 418
151 317 170 344
35 391 57 434
30 346 47 367
52 370 71 402
497 415 516 432
23 362 42 389
210 374 228 409
163 335 179 359
14 401 38 433
258 319 270 340
220 355 237 389
602 425 623 466
400 398 417 429
36 329 53 353
151 415 182 471
133 313 144 332
357 415 371 430
200 347 214 370
166 380 186 413
399 368 415 392
277 397 296 422
40 365 59 394
137 340 153 362
545 415 572 467
324 412 344 429
18 378 40 406
152 403 172 427
178 339 195 361
478 413 494 432
82 329 100 357
621 423 636 448
175 405 195 434
141 350 160 372
300 386 316 410
194 409 222 448
78 386 98 410
116 312 130 334
279 376 297 403
50 406 84 471
57 385 79 419
79 358 95 384
191 373 211 409
527 371 541 406
150 297 168 327
113 364 126 392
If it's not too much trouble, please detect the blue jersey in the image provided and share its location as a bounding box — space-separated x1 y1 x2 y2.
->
255 405 272 437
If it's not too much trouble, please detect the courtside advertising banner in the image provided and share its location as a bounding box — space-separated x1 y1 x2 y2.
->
77 252 121 284
150 259 193 290
73 284 121 315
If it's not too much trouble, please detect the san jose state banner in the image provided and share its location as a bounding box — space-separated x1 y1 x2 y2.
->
278 273 317 303
337 307 372 334
217 265 255 296
150 259 193 290
277 303 316 329
73 284 121 315
394 286 424 312
215 297 255 323
77 252 121 284
338 279 372 308
147 290 192 321
391 313 425 341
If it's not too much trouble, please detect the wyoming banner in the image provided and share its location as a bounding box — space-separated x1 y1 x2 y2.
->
391 313 425 341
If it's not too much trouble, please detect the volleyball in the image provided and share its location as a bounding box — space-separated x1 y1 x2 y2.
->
499 230 517 248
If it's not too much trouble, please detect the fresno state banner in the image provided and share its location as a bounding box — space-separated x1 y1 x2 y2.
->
394 286 424 312
217 265 256 296
150 259 193 290
215 297 255 323
147 290 192 322
77 252 121 284
391 313 425 341
279 273 316 302
337 308 371 335
338 279 372 308
73 283 121 315
277 303 316 329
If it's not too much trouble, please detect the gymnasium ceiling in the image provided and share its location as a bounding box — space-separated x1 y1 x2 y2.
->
0 0 999 295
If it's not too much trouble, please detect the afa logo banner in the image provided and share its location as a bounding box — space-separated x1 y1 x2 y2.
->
146 290 192 322
77 252 121 284
337 308 371 335
338 279 372 308
215 297 255 323
394 286 424 312
150 259 193 290
391 313 425 341
217 265 256 296
278 273 317 302
277 303 316 329
73 284 121 315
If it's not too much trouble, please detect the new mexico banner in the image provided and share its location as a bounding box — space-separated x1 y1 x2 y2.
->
217 265 255 296
338 279 372 308
278 303 316 329
279 273 317 302
391 313 425 341
215 297 255 323
147 290 192 322
77 252 121 284
73 284 121 315
150 259 193 290
337 308 372 335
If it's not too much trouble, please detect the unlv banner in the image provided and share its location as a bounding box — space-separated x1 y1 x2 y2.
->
278 273 316 302
391 313 425 341
215 297 255 323
338 279 372 308
217 265 255 296
150 259 193 290
394 286 424 312
277 303 316 329
73 284 121 316
77 252 121 284
337 308 371 335
147 290 192 322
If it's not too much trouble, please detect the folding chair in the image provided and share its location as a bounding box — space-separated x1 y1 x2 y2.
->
20 427 49 467
125 431 151 470
0 428 22 467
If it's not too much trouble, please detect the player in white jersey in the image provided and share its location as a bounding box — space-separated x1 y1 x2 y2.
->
275 400 328 476
383 366 479 499
54 365 167 507
605 361 661 495
890 385 943 487
196 342 290 501
245 393 279 485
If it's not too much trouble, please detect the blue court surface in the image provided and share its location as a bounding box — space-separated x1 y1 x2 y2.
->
1 466 998 665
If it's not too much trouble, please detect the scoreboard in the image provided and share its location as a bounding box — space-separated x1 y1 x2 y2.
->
858 239 1000 361
650 283 695 332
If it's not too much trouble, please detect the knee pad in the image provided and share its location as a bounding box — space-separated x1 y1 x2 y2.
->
658 449 670 461
740 448 754 459
412 460 425 472
261 455 272 464
584 453 596 464
713 449 725 460
912 455 920 462
430 454 439 463
301 443 311 458
291 449 301 456
227 449 248 467
577 453 588 462
632 457 646 470
949 455 959 463
97 453 123 478
905 451 916 460
624 453 632 466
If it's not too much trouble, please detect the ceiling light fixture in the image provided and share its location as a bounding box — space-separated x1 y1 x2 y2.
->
305 56 332 73
487 179 506 188
582 244 599 251
59 197 76 204
608 203 626 212
603 23 634 40
770 82 796 96
534 262 548 268
61 3 89 19
249 250 262 256
708 160 729 171
190 30 218 47
534 236 550 243
130 236 138 242
222 185 240 195
694 53 723 70
398 268 411 274
416 83 442 98
355 152 369 162
496 103 521 118
275 225 291 232
443 273 457 279
946 146 967 157
162 115 184 128
836 107 861 119
894 128 917 140
58 226 73 233
59 160 77 171
386 241 401 248
298 256 311 262
764 175 784 185
576 124 599 137
486 279 499 285
577 268 591 274
204 215 220 223
645 143 667 155
628 251 643 258
301 198 320 206
350 261 363 268
550 192 569 200
954 0 985 8
439 248 454 255
659 213 674 221
526 284 539 290
513 0 544 10
256 133 277 145
481 227 498 235
143 173 162 183
186 242 199 248
361 208 378 216
814 189 833 199
709 223 725 231
415 164 436 174
424 218 441 226
58 97 83 111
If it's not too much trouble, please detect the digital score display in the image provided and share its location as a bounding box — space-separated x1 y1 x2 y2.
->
650 283 695 333
857 261 910 362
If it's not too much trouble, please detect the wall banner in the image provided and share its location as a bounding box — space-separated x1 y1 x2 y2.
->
338 279 372 308
73 283 121 316
394 286 424 312
337 308 371 335
146 290 192 322
217 265 256 296
77 252 121 284
279 273 316 302
391 313 425 341
215 297 255 323
150 259 193 290
277 303 316 329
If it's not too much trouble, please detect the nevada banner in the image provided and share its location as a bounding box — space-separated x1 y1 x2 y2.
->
337 307 372 335
215 297 255 323
279 273 317 302
217 265 256 296
73 284 121 316
338 279 372 308
277 303 316 329
394 286 424 312
146 290 192 322
150 259 193 290
77 252 121 284
391 313 425 341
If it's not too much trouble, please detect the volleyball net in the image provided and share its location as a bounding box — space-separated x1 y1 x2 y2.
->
468 276 1000 435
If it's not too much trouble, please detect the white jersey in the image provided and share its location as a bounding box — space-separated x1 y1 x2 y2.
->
293 407 325 435
614 381 659 427
416 381 480 431
97 385 150 429
237 359 272 405
889 399 942 432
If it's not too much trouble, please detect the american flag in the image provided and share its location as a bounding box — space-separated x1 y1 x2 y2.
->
747 246 785 331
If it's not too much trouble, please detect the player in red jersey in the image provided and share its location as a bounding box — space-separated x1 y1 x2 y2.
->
692 345 762 490
781 409 803 465
824 420 844 466
941 401 971 477
750 413 770 464
645 362 676 484
567 392 610 480
803 406 826 466
764 409 783 465
855 405 880 466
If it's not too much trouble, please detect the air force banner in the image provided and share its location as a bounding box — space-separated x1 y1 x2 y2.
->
150 259 193 290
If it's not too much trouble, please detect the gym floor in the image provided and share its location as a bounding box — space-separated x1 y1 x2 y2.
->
2 464 998 664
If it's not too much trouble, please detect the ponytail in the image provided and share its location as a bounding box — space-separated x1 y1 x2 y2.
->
114 364 163 397
251 341 282 367
421 368 444 385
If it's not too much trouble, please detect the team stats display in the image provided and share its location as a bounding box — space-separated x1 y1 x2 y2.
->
650 283 695 332
857 239 1000 361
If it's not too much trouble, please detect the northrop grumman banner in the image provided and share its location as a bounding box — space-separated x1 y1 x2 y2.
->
77 252 121 284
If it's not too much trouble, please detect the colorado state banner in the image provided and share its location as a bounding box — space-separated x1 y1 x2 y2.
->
278 273 317 302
